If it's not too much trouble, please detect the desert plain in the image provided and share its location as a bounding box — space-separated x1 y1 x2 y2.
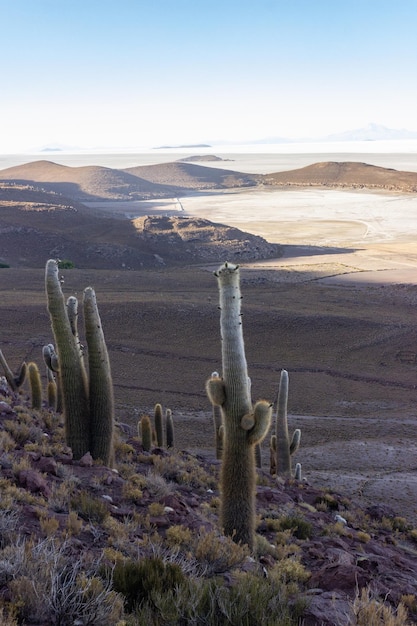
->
1 153 417 523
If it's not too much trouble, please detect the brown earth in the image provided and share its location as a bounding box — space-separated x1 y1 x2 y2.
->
1 159 417 526
0 183 280 268
1 258 417 524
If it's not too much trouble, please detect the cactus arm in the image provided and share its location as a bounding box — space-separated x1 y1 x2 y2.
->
43 344 59 373
205 376 226 406
45 259 89 459
290 428 301 455
83 286 114 466
0 350 27 391
247 400 272 446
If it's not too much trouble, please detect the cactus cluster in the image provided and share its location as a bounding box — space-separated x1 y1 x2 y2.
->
138 403 175 451
45 259 114 465
206 262 272 549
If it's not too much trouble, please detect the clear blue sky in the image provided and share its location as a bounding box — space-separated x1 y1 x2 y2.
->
1 0 417 151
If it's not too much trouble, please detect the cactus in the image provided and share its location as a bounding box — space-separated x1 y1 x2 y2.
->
166 408 174 449
83 287 114 466
0 349 27 391
45 259 90 459
28 362 42 410
274 369 301 478
140 415 152 452
42 344 62 412
154 403 164 447
210 371 224 459
46 368 58 410
45 259 114 464
206 262 272 549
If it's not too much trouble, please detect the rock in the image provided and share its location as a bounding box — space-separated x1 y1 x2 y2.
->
78 452 93 467
36 456 58 475
0 401 14 415
19 469 50 496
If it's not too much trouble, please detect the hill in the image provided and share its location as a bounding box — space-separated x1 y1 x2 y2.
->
0 161 180 201
1 159 417 200
124 161 257 190
263 161 417 192
1 313 417 624
0 183 280 268
0 160 258 201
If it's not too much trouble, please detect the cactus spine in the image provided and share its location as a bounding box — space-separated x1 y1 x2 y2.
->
206 262 271 549
45 260 114 464
28 362 42 410
274 369 301 478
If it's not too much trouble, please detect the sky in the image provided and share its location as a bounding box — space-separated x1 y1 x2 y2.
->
1 0 417 152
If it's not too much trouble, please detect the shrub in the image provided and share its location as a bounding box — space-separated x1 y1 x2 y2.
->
349 586 412 625
70 491 109 523
57 259 75 269
276 514 313 540
112 556 186 612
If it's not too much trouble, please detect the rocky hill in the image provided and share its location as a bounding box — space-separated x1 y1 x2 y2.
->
0 183 280 269
1 377 417 625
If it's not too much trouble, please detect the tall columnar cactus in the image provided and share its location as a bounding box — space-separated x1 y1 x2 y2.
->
45 259 90 459
140 415 152 452
0 349 27 392
83 287 114 466
273 369 301 478
154 403 164 447
28 362 42 410
166 408 174 449
45 259 114 464
206 262 272 549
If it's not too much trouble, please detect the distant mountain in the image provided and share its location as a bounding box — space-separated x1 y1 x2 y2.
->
153 143 212 149
323 123 417 142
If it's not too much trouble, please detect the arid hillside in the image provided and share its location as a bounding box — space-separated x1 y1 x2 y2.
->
0 183 280 268
262 160 417 191
1 159 417 202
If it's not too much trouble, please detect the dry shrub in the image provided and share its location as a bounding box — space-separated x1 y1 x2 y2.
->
349 586 412 626
194 529 249 576
8 537 124 625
